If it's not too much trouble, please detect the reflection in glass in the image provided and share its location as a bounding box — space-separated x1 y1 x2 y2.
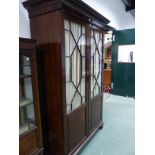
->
19 55 36 135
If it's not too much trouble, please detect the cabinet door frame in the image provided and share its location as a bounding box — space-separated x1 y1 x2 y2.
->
88 25 104 132
19 51 38 137
61 13 89 154
62 13 89 114
61 12 105 154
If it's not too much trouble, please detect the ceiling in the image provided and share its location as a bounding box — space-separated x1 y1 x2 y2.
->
82 0 135 30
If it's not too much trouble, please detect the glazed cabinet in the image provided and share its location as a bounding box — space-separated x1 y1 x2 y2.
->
23 0 110 154
19 38 43 155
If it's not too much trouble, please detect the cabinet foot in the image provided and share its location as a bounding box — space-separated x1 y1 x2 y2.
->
99 122 103 129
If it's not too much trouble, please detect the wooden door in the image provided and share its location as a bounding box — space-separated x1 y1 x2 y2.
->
111 29 135 97
89 26 104 132
63 18 88 153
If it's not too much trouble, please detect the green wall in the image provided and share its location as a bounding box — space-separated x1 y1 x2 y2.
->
111 29 135 97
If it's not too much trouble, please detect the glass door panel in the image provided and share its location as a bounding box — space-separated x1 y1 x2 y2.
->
19 54 36 135
90 30 103 98
64 19 86 114
71 47 81 87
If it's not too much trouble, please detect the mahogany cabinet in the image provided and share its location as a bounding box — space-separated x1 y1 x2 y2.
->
23 0 111 154
19 38 43 155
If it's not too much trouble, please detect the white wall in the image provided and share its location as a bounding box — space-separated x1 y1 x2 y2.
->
19 0 135 38
19 0 31 38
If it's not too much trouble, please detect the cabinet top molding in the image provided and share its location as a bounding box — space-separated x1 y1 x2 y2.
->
19 37 36 50
23 0 110 27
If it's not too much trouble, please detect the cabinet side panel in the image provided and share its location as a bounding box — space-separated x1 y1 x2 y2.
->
19 130 37 155
30 11 65 155
30 11 61 44
89 27 104 132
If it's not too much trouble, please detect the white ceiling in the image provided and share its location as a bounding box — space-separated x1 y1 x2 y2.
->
82 0 135 30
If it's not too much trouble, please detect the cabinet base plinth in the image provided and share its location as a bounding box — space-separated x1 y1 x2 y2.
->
70 121 103 155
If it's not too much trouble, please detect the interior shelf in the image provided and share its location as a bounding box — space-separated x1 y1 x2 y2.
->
20 74 31 79
19 97 32 107
19 122 35 135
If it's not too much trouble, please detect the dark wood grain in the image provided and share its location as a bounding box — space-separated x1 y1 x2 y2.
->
67 105 86 152
19 130 37 155
30 11 65 155
90 95 102 131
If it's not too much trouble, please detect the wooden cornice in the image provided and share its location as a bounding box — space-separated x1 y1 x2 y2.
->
19 37 36 43
23 0 110 27
104 25 116 31
19 37 36 50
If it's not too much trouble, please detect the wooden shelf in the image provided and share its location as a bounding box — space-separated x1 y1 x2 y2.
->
20 74 31 79
19 124 29 135
20 97 32 107
20 64 31 67
19 122 35 135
